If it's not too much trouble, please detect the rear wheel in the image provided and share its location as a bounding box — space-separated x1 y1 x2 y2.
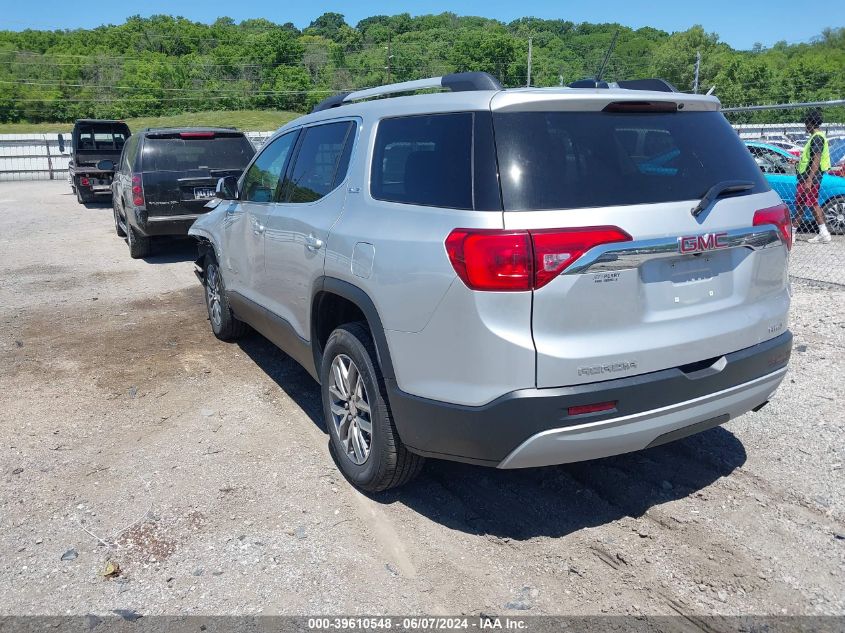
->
204 256 248 341
126 222 151 259
76 187 93 204
112 198 126 237
321 322 424 492
822 197 845 235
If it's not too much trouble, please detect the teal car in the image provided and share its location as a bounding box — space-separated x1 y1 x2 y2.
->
745 141 845 233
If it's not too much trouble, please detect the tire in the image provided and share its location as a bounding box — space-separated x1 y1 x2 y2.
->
321 322 424 492
126 222 151 259
822 196 845 235
112 199 126 237
204 256 248 341
76 187 93 204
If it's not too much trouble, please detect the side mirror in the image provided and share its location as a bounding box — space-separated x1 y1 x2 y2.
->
216 175 238 200
57 134 65 153
96 159 115 171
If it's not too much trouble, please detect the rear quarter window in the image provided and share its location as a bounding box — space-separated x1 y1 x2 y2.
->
371 113 473 210
494 110 769 211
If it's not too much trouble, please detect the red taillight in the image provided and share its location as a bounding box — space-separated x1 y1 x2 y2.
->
753 204 792 250
179 131 215 139
568 401 617 416
445 230 533 291
531 227 632 288
445 226 632 291
80 177 90 187
131 173 144 207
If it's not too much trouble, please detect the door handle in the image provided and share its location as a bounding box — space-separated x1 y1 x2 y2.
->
305 234 323 251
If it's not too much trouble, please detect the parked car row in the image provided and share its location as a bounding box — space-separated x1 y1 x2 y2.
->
75 75 793 491
745 140 845 233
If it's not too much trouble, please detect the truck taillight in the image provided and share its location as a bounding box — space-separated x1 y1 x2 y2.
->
753 204 792 250
445 226 632 291
80 177 90 187
131 174 144 207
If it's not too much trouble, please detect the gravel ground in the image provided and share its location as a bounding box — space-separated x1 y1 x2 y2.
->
0 181 843 617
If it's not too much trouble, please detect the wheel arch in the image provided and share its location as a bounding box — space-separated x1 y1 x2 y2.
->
311 277 396 381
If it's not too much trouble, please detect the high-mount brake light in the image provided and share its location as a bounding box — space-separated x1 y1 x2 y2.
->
753 204 792 251
179 131 215 139
131 174 144 207
445 226 632 291
603 101 678 113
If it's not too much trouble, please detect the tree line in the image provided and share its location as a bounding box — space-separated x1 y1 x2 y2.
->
0 13 843 123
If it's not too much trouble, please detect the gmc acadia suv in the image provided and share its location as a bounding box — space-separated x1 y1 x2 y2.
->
189 73 792 491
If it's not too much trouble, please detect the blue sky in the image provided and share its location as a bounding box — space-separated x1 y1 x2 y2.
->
3 0 835 50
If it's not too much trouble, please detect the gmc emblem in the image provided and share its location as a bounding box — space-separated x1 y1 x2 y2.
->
678 232 729 254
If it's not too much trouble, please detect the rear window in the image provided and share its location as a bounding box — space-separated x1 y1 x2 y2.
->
371 113 473 210
493 111 768 211
142 135 255 172
76 125 128 151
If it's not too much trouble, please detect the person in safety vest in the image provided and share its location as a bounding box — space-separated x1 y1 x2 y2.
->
796 108 831 244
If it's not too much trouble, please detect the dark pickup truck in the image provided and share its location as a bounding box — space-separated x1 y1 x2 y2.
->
61 119 131 204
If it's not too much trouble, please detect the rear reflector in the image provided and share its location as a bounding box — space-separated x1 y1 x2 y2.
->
445 226 632 291
179 131 215 139
80 177 90 187
567 401 617 416
753 203 792 250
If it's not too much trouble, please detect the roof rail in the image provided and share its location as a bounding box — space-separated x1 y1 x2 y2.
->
310 72 502 113
567 77 678 93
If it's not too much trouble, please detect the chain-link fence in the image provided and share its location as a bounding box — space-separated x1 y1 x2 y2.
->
725 108 845 287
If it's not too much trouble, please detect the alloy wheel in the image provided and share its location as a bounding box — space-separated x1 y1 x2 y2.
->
206 265 223 330
824 200 845 234
328 354 372 465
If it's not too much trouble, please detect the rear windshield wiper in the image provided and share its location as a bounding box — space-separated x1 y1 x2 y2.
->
691 180 754 218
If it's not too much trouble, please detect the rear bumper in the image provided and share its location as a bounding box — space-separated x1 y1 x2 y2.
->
135 211 205 236
498 367 784 468
387 331 792 466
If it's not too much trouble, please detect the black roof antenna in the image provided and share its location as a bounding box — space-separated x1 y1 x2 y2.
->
595 29 620 84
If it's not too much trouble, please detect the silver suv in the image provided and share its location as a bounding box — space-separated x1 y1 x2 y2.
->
190 72 792 491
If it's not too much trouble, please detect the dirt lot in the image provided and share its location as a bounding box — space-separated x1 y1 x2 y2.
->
1 181 843 617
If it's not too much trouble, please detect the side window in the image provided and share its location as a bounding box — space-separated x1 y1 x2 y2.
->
282 121 355 204
121 135 137 172
371 113 472 209
241 132 298 203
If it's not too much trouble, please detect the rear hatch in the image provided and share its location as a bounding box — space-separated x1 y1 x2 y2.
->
141 131 255 216
491 91 791 388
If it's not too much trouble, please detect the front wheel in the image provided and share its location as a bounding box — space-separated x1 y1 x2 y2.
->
204 256 247 341
321 322 424 492
822 197 845 235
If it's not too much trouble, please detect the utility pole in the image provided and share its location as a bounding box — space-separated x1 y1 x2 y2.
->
693 50 701 94
385 33 393 85
526 37 532 87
